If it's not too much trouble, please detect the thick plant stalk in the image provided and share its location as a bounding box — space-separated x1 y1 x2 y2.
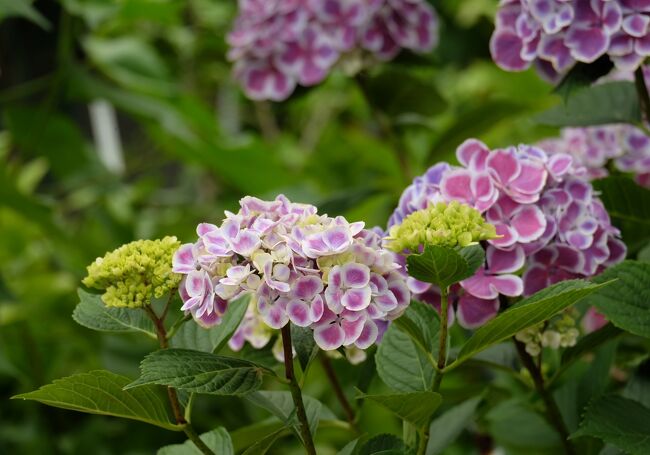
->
143 305 215 455
514 339 577 455
420 287 450 455
281 324 317 455
635 67 650 124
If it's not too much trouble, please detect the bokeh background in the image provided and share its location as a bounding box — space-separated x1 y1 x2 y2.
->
0 1 565 453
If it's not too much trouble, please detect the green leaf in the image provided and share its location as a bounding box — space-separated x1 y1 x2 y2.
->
593 177 650 250
0 0 50 29
290 324 319 373
426 396 482 455
230 419 285 453
126 349 270 395
4 108 91 179
338 438 362 455
536 81 641 126
572 395 650 455
485 399 560 454
553 58 614 101
12 370 178 430
406 245 484 289
359 434 406 455
376 323 435 392
455 280 609 366
359 68 447 119
171 294 249 353
358 391 442 427
84 36 174 96
623 374 650 409
68 68 296 196
244 391 327 442
394 300 440 357
72 289 155 337
241 427 286 455
586 261 650 338
157 427 233 455
458 245 486 277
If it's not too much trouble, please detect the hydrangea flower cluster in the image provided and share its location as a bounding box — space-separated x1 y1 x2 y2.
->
538 124 650 188
388 139 626 328
83 237 181 308
227 0 438 100
172 195 410 351
491 0 650 80
385 201 498 252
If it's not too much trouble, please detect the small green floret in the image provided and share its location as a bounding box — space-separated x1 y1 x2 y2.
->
82 236 181 308
385 201 498 252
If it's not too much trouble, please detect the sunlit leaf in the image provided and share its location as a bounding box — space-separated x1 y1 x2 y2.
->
126 349 271 395
358 391 442 427
455 280 610 365
72 288 155 337
157 427 233 455
12 370 179 430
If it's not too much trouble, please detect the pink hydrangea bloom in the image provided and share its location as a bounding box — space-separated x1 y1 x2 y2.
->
228 0 439 100
388 138 625 329
491 0 650 80
173 195 409 352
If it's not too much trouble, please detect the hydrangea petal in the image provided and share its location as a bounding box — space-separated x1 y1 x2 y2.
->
456 294 499 329
314 323 346 350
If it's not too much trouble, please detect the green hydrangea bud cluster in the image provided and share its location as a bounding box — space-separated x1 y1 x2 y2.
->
385 201 498 253
515 311 579 357
83 236 181 308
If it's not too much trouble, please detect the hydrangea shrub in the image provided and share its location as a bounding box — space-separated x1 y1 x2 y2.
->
388 139 626 328
172 195 410 350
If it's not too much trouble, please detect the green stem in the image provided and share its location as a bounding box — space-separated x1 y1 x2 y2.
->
418 287 450 455
181 422 214 455
432 287 449 392
319 354 358 432
166 314 192 341
635 67 650 124
417 428 428 455
143 306 215 455
514 339 576 455
281 325 317 455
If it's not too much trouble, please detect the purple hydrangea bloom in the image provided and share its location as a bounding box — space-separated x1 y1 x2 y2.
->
491 0 650 80
388 138 625 329
538 123 650 188
173 195 410 353
228 0 439 100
